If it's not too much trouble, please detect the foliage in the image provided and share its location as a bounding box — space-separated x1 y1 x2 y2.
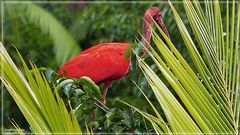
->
24 3 82 65
0 42 81 134
4 3 81 65
125 0 239 134
44 69 154 133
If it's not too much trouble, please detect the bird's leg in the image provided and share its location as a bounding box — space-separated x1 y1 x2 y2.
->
92 109 96 122
92 81 111 122
102 81 112 106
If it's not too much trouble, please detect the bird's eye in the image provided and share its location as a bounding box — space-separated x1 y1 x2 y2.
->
159 13 162 17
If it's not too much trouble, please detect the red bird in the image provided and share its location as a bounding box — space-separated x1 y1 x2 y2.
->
59 7 169 105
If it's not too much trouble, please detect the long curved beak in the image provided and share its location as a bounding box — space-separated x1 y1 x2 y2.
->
155 16 170 38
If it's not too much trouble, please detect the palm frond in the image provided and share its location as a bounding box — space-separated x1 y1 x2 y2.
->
127 0 239 134
0 42 81 134
17 3 81 65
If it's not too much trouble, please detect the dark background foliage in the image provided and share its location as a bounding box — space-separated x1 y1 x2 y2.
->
1 1 190 133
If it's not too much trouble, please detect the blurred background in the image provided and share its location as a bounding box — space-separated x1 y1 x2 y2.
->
1 1 189 131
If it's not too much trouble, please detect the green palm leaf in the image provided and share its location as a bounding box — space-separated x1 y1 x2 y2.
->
0 42 81 134
17 3 81 65
126 0 239 134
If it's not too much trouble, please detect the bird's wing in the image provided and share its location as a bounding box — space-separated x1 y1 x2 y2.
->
59 43 130 83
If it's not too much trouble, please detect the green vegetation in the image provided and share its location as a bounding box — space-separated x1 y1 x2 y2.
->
1 0 239 134
129 0 239 133
1 42 81 134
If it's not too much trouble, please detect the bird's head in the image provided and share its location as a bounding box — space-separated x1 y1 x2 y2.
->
144 7 169 37
141 7 169 56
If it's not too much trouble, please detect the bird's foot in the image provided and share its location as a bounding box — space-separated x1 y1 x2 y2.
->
101 99 106 107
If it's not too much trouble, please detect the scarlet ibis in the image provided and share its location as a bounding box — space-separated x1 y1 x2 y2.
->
59 7 169 106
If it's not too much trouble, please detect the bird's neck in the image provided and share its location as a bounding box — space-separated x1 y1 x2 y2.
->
141 19 154 56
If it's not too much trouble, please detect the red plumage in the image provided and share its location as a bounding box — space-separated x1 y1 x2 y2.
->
59 42 130 84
